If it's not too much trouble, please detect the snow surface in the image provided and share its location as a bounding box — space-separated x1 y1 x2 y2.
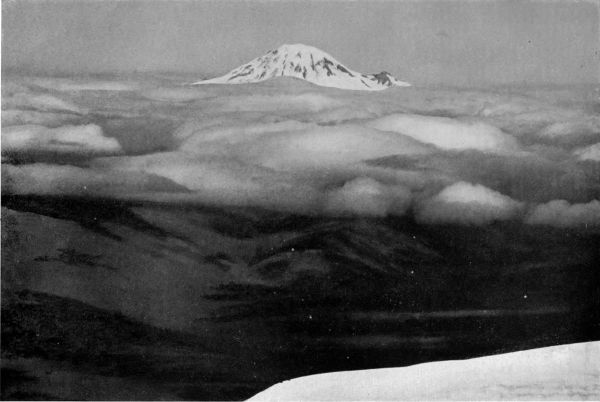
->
192 44 410 91
249 341 600 400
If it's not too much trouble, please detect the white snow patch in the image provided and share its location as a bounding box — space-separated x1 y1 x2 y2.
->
249 342 600 401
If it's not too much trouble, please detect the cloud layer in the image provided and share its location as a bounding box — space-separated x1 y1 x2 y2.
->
1 75 599 226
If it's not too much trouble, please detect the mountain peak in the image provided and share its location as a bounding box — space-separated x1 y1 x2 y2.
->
192 44 410 91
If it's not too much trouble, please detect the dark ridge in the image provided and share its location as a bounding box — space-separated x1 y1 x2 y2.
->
203 252 234 271
1 290 264 400
34 248 116 271
318 58 335 76
1 289 202 360
337 64 354 77
256 259 292 280
206 209 321 239
0 368 57 401
302 66 307 79
371 71 393 86
1 194 170 241
228 68 254 81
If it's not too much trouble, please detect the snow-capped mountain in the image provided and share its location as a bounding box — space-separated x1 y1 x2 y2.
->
192 44 410 91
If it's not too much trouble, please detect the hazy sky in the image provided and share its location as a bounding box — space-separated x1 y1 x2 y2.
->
2 0 599 85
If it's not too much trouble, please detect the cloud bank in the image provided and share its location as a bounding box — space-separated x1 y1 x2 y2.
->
416 182 524 225
325 177 412 217
368 114 519 154
2 75 598 227
574 143 600 162
2 124 122 157
526 200 600 228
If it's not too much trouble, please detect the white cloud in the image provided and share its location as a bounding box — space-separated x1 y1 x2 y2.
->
295 107 380 125
90 152 323 212
1 163 186 197
324 177 412 217
213 93 344 113
2 91 84 114
1 109 82 127
573 143 600 162
140 87 213 102
416 181 524 225
525 199 600 228
536 117 600 144
180 120 313 150
368 114 519 153
2 124 122 156
231 124 434 170
2 75 599 222
30 77 140 92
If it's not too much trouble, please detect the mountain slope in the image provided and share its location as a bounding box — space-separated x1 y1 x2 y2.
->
192 44 410 91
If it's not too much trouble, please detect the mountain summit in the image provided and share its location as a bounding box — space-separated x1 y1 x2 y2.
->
192 44 410 91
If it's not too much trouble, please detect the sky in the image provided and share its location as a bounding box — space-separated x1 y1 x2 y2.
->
2 0 599 85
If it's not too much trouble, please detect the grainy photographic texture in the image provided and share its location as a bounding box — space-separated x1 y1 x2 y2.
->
1 0 599 400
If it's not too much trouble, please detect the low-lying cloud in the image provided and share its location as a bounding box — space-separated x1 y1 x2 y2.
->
368 114 519 153
2 124 123 157
2 87 85 114
2 74 599 227
574 143 600 162
416 181 524 225
1 163 187 197
1 109 83 128
526 199 600 228
535 117 600 147
212 93 344 113
325 177 412 217
230 124 434 170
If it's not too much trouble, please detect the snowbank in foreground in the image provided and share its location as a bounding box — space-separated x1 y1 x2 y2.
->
249 342 600 401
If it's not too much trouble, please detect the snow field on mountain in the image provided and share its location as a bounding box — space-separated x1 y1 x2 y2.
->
192 44 410 90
